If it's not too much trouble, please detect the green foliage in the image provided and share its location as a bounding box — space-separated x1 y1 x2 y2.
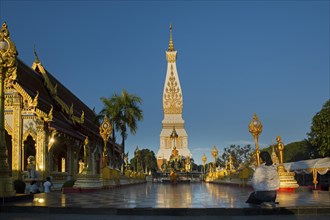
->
263 140 313 162
218 144 254 168
283 140 314 162
101 89 143 169
130 148 157 173
62 180 76 188
14 180 26 193
307 99 330 157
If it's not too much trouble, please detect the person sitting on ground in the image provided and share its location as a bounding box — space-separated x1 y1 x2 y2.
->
43 177 52 193
29 180 40 194
246 151 280 206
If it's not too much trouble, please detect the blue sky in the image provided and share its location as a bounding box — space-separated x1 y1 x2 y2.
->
1 0 329 165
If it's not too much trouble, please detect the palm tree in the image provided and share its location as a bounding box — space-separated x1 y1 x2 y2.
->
117 89 143 172
100 95 121 168
100 89 143 172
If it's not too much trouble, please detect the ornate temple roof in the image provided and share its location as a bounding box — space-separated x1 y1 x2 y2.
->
15 58 118 147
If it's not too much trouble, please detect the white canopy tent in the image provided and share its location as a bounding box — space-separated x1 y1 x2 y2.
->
284 157 330 188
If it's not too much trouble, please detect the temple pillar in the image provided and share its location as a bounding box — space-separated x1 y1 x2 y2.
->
71 142 79 180
36 119 46 180
11 92 22 180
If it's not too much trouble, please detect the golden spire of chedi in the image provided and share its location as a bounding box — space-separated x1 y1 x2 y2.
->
168 24 175 52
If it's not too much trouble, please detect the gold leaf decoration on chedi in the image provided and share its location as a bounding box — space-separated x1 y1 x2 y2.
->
163 65 182 114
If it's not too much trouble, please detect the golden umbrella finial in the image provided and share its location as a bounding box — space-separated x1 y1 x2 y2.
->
99 115 112 156
202 153 207 174
249 113 263 166
168 23 175 51
211 145 218 172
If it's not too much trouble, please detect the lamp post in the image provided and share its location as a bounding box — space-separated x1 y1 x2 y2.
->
0 22 16 197
99 115 112 169
211 145 218 172
134 146 139 172
202 153 207 175
249 113 263 166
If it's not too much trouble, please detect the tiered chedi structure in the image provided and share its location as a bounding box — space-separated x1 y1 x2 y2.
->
156 25 192 169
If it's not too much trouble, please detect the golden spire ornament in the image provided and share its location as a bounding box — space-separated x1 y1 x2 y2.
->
99 115 112 168
211 145 218 172
202 153 207 174
168 23 175 51
249 113 263 166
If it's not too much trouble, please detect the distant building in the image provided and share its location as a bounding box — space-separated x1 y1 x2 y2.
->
156 25 192 169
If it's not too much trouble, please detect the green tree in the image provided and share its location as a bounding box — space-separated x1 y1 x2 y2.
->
129 147 157 173
263 140 313 162
100 95 121 167
307 99 330 157
218 145 254 169
101 89 143 172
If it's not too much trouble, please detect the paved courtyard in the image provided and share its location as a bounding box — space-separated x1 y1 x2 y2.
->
1 183 329 219
5 182 329 208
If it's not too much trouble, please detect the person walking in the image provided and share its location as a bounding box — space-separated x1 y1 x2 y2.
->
246 151 280 207
43 177 52 193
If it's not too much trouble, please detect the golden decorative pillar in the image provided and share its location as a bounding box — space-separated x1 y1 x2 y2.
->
211 145 218 172
83 136 89 169
99 115 112 169
12 92 22 180
202 153 207 174
0 22 16 196
249 113 262 166
276 135 299 190
229 155 234 173
36 119 46 179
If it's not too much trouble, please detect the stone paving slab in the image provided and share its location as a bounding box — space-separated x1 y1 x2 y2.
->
1 183 329 217
1 206 330 216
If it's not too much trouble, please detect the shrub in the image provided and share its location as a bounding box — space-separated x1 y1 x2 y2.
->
62 180 75 188
14 180 26 194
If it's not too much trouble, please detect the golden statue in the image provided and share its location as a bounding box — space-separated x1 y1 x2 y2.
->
276 135 286 172
171 146 179 157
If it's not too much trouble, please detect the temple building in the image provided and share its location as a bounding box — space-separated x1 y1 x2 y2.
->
156 26 192 169
2 23 122 188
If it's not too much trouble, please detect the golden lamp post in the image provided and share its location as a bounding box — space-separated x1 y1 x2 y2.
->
99 115 112 169
211 145 218 172
0 22 16 197
249 113 263 166
202 153 207 174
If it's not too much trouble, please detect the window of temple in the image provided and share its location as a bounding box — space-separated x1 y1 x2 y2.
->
52 144 68 172
61 158 66 172
23 135 36 170
58 151 66 172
